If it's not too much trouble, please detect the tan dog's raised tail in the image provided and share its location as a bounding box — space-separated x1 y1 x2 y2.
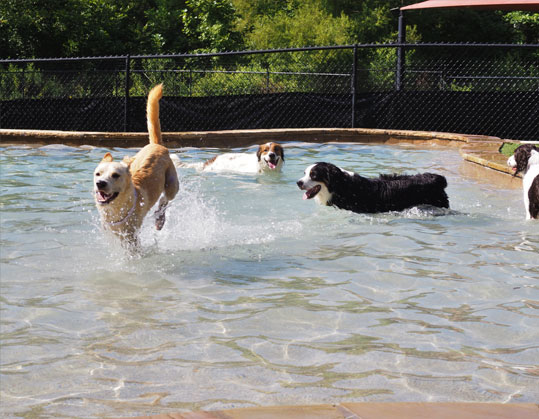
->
93 84 179 244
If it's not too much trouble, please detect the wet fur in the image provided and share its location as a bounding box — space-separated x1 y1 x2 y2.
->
175 142 285 173
93 84 179 244
507 144 539 220
297 162 449 213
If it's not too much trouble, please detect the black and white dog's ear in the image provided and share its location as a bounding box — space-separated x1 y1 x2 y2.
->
514 144 539 175
312 162 343 191
330 164 344 179
311 162 328 183
514 147 527 174
326 163 345 183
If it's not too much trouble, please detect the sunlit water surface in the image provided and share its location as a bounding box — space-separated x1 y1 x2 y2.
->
1 143 538 418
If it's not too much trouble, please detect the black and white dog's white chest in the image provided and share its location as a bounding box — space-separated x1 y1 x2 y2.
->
507 144 539 220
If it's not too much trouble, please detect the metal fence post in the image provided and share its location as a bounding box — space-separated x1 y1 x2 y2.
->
124 54 130 132
351 44 358 128
396 10 406 91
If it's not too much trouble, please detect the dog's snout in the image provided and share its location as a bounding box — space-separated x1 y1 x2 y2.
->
297 180 304 189
96 180 108 189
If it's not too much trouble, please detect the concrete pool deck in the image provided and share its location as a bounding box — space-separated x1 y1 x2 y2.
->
0 127 528 187
131 402 538 419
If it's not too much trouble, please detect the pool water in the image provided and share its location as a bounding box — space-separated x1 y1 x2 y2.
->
1 142 538 417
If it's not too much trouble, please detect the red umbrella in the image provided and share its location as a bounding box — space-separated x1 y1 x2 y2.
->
401 0 539 12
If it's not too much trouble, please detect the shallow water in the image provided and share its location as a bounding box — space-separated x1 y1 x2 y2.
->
1 142 538 418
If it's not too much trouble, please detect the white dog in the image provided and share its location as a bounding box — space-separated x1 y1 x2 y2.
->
175 142 285 174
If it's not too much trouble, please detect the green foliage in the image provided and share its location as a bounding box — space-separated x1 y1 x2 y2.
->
143 0 190 52
1 0 537 102
406 8 515 44
1 0 537 60
182 0 244 53
234 1 354 78
499 142 521 157
0 63 87 99
503 12 539 44
362 47 398 92
189 66 270 96
130 59 175 96
0 0 191 58
0 64 34 100
345 0 401 44
448 81 473 92
244 1 353 49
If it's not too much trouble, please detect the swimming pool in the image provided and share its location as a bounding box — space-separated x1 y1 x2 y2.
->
1 142 537 417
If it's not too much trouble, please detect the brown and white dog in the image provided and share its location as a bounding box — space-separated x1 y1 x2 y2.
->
507 143 539 220
174 142 285 174
93 84 179 243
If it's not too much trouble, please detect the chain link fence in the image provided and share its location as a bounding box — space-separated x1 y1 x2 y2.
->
1 44 538 141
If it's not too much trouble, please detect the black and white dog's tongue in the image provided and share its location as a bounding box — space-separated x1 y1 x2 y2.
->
303 185 321 200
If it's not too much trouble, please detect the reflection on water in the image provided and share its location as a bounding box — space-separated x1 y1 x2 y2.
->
1 143 538 417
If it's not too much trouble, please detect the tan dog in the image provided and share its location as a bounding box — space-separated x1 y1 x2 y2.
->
93 84 179 244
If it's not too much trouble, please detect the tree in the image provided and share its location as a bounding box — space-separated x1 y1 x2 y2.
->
503 11 539 44
1 0 537 60
0 0 240 58
181 0 244 53
239 0 353 49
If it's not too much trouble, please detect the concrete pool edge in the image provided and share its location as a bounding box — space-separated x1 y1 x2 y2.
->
0 127 523 180
0 127 500 149
130 402 539 418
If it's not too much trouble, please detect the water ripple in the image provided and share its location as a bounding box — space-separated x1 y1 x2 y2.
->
1 144 538 417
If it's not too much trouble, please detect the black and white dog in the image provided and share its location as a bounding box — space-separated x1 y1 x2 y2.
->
297 162 449 214
507 144 539 220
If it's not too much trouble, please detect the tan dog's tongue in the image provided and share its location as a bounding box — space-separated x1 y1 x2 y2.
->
97 191 109 202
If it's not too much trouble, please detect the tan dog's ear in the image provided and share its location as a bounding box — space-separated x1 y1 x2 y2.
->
122 156 135 167
102 152 113 162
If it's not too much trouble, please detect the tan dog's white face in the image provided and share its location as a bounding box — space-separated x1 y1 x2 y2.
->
93 153 130 205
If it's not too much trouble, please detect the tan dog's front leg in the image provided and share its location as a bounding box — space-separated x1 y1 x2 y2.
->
154 196 168 230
